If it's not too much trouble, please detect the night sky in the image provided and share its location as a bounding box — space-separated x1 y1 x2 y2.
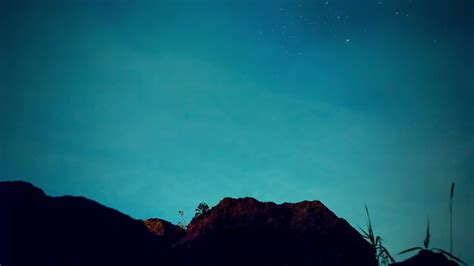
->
1 0 473 263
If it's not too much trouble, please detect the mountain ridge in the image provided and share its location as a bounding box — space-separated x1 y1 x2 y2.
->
1 180 452 266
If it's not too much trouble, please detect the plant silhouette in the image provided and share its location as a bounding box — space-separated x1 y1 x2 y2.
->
178 210 187 230
398 217 466 265
359 205 395 266
449 182 455 254
194 202 210 218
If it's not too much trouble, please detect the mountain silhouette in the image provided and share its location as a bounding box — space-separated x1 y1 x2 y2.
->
0 181 168 266
2 181 455 266
177 197 376 266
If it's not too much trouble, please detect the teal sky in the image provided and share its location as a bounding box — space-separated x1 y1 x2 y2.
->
1 0 473 264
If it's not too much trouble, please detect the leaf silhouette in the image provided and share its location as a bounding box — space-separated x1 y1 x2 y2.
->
398 247 423 255
423 218 430 249
431 248 467 265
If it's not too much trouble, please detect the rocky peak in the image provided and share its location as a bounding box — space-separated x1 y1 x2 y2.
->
144 218 184 245
180 197 376 266
185 197 339 239
144 218 174 236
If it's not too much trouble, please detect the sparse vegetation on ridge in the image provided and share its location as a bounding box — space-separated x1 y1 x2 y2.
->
194 202 210 218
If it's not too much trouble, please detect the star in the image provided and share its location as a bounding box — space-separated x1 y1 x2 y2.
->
346 38 350 43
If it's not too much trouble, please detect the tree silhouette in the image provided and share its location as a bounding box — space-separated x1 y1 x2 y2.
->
194 202 210 218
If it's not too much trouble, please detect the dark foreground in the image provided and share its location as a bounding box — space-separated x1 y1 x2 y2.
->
0 181 458 266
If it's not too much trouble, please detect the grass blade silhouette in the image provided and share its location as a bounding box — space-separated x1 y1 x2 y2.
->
423 217 430 249
450 182 455 254
380 246 395 263
398 247 423 255
396 183 466 265
364 204 375 244
360 205 396 265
